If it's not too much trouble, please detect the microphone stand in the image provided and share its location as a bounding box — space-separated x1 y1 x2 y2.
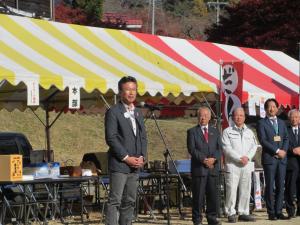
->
147 109 187 225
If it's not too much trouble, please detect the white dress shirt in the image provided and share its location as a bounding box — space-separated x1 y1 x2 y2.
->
123 102 136 136
201 125 208 135
122 102 137 161
293 126 298 134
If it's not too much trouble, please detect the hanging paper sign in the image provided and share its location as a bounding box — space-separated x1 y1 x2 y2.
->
69 85 80 109
254 171 262 209
221 61 244 128
248 94 257 116
259 97 266 118
26 80 39 106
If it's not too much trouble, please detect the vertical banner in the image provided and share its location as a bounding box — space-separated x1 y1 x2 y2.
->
221 61 244 128
69 85 80 109
26 80 39 106
254 171 262 209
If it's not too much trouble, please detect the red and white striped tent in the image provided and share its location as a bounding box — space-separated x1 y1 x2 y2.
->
0 14 299 111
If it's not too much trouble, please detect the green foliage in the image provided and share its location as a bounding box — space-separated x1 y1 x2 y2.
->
75 0 104 22
192 0 207 16
228 0 240 5
120 0 146 8
164 0 194 17
163 0 208 17
205 0 300 58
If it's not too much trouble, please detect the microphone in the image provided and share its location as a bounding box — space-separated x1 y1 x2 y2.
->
138 102 161 111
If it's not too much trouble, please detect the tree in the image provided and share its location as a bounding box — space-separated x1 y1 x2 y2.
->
193 0 208 16
74 0 104 25
55 0 104 26
55 3 88 25
163 0 200 17
122 1 206 39
205 0 300 59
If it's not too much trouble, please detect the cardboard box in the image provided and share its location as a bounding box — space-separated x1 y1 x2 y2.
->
0 154 23 181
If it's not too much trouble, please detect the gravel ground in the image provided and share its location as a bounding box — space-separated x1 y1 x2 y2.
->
46 208 300 225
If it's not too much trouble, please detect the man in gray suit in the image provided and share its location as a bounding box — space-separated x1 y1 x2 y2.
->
105 76 147 225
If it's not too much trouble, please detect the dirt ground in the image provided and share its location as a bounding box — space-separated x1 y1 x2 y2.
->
47 208 300 225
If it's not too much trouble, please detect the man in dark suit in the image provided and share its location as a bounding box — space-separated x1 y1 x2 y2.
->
285 109 300 218
297 177 300 216
256 98 289 220
187 106 222 225
105 76 147 225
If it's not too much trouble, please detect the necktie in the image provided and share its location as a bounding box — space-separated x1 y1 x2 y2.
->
203 127 208 143
294 129 298 144
271 118 278 134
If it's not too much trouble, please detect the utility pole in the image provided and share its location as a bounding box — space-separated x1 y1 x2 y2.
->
50 0 55 21
151 0 155 34
207 0 228 25
216 0 220 25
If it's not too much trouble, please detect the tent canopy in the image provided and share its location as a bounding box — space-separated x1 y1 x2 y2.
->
0 14 299 111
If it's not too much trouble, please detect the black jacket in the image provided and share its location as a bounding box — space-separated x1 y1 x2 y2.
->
286 126 300 171
187 125 221 176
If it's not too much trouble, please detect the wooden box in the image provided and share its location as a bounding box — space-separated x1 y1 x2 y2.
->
0 154 23 181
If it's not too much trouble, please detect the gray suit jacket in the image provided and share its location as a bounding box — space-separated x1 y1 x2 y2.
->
187 125 221 176
105 101 147 173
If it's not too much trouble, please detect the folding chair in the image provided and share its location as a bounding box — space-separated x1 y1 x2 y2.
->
82 151 109 222
98 176 109 222
58 181 89 221
1 189 21 224
0 184 44 225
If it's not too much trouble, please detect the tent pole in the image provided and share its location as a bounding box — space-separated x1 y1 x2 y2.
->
30 108 46 127
217 60 223 132
30 106 64 162
298 42 300 110
45 105 51 162
100 94 111 109
114 94 117 104
192 93 217 118
45 106 65 161
30 90 61 162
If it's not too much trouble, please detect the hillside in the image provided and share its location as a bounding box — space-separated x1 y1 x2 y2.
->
0 109 196 165
103 0 217 39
